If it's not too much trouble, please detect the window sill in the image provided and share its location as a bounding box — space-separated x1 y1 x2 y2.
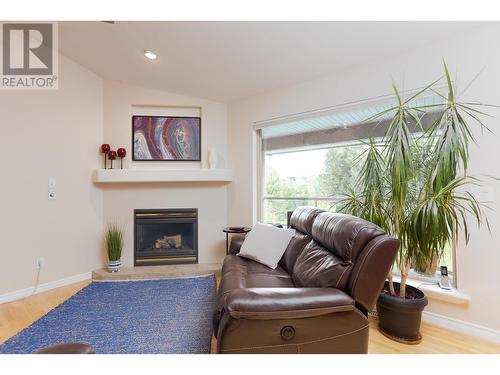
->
391 275 470 305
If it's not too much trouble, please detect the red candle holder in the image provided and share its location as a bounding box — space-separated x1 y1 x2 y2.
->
117 148 127 169
100 144 111 169
108 150 117 169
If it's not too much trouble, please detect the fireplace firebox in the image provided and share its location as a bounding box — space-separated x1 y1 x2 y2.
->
134 209 198 266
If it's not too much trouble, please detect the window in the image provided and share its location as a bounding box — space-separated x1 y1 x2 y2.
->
263 143 367 224
256 95 454 278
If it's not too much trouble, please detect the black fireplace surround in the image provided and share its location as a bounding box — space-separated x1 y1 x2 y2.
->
134 208 198 266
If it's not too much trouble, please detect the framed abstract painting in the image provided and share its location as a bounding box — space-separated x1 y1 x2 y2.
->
132 115 201 161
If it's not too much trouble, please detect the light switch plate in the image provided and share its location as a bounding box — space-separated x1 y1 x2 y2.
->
48 189 56 200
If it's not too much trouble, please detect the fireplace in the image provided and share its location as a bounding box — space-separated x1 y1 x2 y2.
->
134 209 198 266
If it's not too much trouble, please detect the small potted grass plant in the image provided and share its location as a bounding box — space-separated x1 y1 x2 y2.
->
105 224 124 272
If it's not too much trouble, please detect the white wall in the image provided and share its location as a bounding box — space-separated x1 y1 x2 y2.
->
227 24 500 331
0 54 104 295
102 81 228 265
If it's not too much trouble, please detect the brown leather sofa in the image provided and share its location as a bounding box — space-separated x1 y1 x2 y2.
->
213 206 399 354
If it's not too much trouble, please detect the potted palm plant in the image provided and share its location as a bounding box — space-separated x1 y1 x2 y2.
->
105 224 124 272
340 62 491 344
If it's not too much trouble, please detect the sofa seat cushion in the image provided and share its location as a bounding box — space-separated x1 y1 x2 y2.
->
222 254 292 279
217 256 295 315
220 255 294 291
219 255 294 292
220 270 296 292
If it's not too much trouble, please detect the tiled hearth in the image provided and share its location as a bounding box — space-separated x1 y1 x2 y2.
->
92 263 222 281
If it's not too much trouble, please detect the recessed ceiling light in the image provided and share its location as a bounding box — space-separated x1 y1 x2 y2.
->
144 50 157 60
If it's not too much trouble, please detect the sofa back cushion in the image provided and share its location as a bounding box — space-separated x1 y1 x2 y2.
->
278 230 311 274
312 212 384 262
292 240 352 289
289 206 324 235
292 212 385 292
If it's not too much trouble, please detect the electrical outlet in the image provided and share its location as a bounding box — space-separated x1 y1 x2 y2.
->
48 189 56 200
36 257 45 269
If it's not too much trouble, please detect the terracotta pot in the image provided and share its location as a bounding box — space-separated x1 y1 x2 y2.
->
376 281 428 344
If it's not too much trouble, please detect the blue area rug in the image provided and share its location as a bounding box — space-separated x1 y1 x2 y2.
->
0 275 216 354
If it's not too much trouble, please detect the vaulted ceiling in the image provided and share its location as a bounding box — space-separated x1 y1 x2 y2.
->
59 21 485 103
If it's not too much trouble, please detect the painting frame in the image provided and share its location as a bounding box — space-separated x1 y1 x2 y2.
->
132 115 202 162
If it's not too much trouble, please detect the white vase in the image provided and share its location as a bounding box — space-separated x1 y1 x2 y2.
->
208 148 217 169
108 259 121 273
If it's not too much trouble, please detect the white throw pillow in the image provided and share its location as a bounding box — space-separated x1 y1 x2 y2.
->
238 223 295 269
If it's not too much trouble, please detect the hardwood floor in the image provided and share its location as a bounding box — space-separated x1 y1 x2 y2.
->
368 318 500 354
0 280 91 345
1 280 499 354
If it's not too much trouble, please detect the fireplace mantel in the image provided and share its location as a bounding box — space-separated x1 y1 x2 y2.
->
92 168 233 184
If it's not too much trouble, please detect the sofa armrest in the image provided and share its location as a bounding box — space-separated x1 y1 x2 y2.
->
228 234 246 255
224 288 354 320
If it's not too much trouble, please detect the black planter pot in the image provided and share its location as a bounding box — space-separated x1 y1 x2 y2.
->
376 281 428 344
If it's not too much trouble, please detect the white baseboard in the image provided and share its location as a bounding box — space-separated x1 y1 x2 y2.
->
423 311 500 344
0 272 92 305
